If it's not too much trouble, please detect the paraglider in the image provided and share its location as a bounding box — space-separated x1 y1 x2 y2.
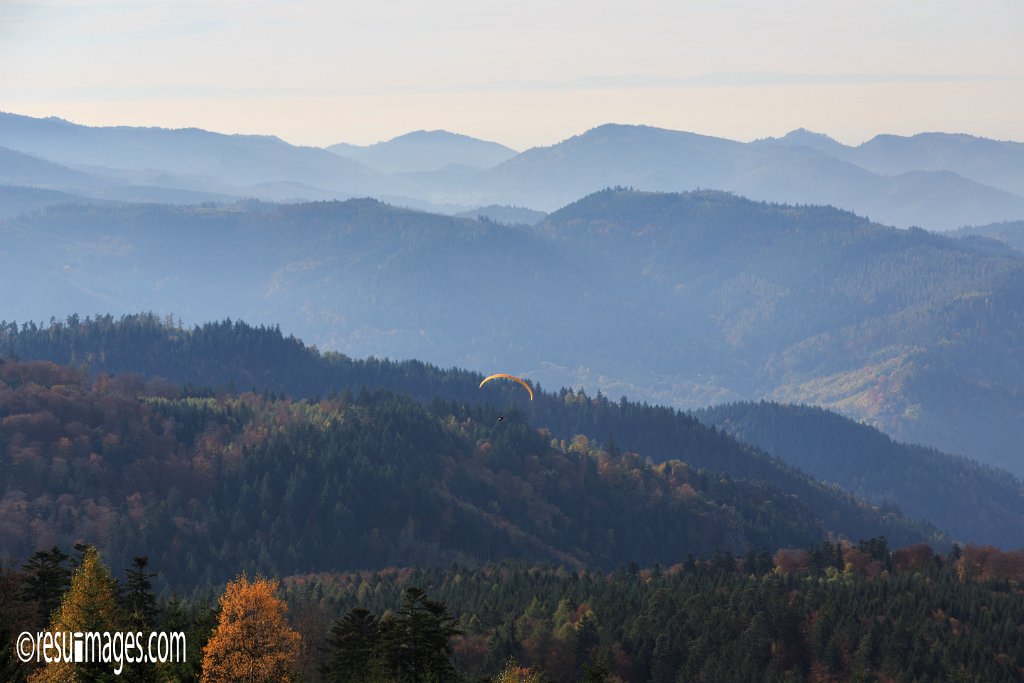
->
479 373 534 401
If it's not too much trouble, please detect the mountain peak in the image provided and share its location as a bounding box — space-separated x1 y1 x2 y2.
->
326 129 516 173
774 128 847 152
782 127 837 143
387 129 480 144
581 123 690 138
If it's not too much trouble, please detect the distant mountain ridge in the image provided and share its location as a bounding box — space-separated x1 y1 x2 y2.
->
952 220 1024 254
0 145 113 190
762 128 1024 197
0 111 387 202
327 130 517 173
0 185 113 220
454 204 547 225
2 112 1023 229
465 123 1024 228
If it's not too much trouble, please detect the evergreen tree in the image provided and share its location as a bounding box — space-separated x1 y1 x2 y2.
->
387 587 462 683
123 557 158 630
161 596 217 682
580 653 612 683
649 633 674 683
19 547 72 629
322 606 382 682
1 562 34 682
122 557 159 682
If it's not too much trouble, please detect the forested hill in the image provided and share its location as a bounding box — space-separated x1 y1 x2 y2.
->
694 401 1024 548
953 219 1024 254
0 359 937 591
538 189 1024 475
4 191 1024 475
0 316 939 558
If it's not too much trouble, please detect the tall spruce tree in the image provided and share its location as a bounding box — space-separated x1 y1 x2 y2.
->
322 606 382 682
124 557 158 631
122 557 159 682
19 547 72 630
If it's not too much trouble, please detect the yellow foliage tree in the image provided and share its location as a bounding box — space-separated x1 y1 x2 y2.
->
200 574 301 683
29 545 123 683
494 657 545 683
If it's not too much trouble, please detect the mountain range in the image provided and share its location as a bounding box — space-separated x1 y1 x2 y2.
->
763 127 1024 197
457 124 1024 229
3 112 1024 229
3 188 1024 478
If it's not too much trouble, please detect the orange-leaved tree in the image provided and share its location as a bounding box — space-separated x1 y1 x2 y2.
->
200 573 301 683
28 545 124 683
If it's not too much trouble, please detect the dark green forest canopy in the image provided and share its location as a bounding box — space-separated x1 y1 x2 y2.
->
293 544 1024 683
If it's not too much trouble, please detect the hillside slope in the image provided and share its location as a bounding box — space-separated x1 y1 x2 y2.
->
0 318 943 537
694 401 1024 547
0 358 938 590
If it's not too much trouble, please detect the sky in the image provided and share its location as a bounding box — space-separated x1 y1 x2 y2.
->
1 0 1022 150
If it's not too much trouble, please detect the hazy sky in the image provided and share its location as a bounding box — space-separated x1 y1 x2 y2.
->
2 0 1022 149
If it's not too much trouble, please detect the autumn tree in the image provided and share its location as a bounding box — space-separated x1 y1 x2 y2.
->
200 574 301 683
493 658 545 683
29 545 124 683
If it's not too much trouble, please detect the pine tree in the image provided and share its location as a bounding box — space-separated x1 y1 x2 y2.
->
124 557 158 630
19 547 72 629
649 633 674 683
575 611 600 671
1 562 34 682
161 596 216 682
322 606 382 682
123 557 159 682
388 587 462 683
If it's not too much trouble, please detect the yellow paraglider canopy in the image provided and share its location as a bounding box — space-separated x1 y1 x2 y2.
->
479 373 534 400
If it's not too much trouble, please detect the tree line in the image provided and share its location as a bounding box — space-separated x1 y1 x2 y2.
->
4 539 1024 681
